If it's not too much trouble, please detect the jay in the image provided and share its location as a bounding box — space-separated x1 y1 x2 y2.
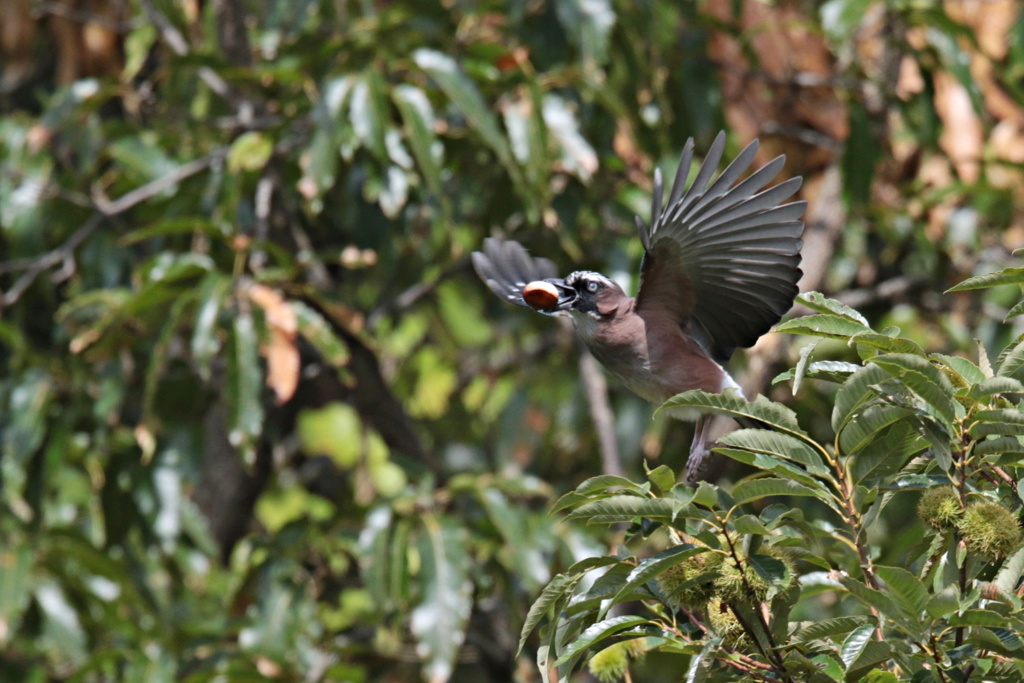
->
472 132 805 481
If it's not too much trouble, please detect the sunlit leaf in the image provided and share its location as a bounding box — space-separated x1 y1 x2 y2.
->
410 516 474 683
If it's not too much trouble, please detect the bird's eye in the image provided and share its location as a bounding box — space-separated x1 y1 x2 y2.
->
587 281 599 293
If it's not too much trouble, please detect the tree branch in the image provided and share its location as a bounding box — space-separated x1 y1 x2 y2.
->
1 153 220 308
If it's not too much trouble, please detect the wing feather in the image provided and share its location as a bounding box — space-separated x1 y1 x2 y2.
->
635 134 805 362
472 238 559 308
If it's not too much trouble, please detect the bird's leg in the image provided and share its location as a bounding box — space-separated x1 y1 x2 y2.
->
686 414 715 484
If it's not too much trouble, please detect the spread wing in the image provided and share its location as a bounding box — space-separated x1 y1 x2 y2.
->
472 237 559 308
635 132 806 363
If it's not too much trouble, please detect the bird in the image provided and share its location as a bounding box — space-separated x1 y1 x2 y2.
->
471 132 805 482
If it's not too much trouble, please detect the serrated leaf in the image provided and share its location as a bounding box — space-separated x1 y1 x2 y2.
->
970 410 1024 437
871 354 959 424
552 615 648 665
660 389 808 439
932 353 987 384
684 635 722 683
575 474 649 497
716 429 829 477
519 573 579 655
774 313 872 339
876 565 929 616
793 616 871 644
840 404 915 455
605 544 706 615
565 494 691 524
796 292 871 325
970 376 1024 400
998 339 1024 381
840 624 876 669
840 576 919 631
832 364 891 433
995 547 1024 595
974 436 1024 464
774 360 863 385
946 267 1024 292
730 477 826 507
851 332 926 358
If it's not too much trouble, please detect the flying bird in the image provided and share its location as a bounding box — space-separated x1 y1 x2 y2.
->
472 132 805 481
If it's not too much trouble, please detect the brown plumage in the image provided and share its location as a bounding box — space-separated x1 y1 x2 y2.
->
472 132 805 482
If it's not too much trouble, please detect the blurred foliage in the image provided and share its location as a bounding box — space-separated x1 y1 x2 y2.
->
1 0 1024 681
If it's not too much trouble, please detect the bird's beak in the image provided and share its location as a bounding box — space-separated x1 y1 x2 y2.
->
542 278 577 313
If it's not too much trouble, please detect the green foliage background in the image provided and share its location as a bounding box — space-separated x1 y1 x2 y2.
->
2 0 1024 681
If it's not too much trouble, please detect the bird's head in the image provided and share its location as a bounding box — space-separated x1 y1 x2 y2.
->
539 271 624 319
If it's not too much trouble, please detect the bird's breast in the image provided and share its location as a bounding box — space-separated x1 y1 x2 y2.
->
572 310 736 421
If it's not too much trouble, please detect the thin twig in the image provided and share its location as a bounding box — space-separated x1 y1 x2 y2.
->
579 346 623 476
1 154 220 308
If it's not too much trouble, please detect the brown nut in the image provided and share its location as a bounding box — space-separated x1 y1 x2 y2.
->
523 280 559 310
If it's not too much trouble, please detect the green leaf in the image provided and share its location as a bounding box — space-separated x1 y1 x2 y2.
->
410 516 473 683
851 332 926 358
228 308 264 466
832 364 891 433
413 49 518 178
995 547 1024 595
1005 299 1024 321
932 353 987 384
774 313 872 339
714 446 821 487
793 616 871 644
566 494 691 524
393 85 446 206
774 360 863 385
925 585 960 620
684 635 721 683
191 273 230 380
606 544 706 613
839 624 876 669
949 609 1018 628
747 553 791 588
839 575 919 631
479 488 548 591
646 464 676 493
0 541 33 629
946 267 1024 292
519 573 580 655
349 71 389 160
227 131 273 173
659 389 809 439
998 338 1024 381
870 353 959 425
970 410 1024 438
839 404 915 455
970 376 1024 400
553 615 648 665
792 339 821 394
975 436 1024 463
795 292 870 325
876 565 929 616
292 301 350 368
730 477 826 507
575 474 650 497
